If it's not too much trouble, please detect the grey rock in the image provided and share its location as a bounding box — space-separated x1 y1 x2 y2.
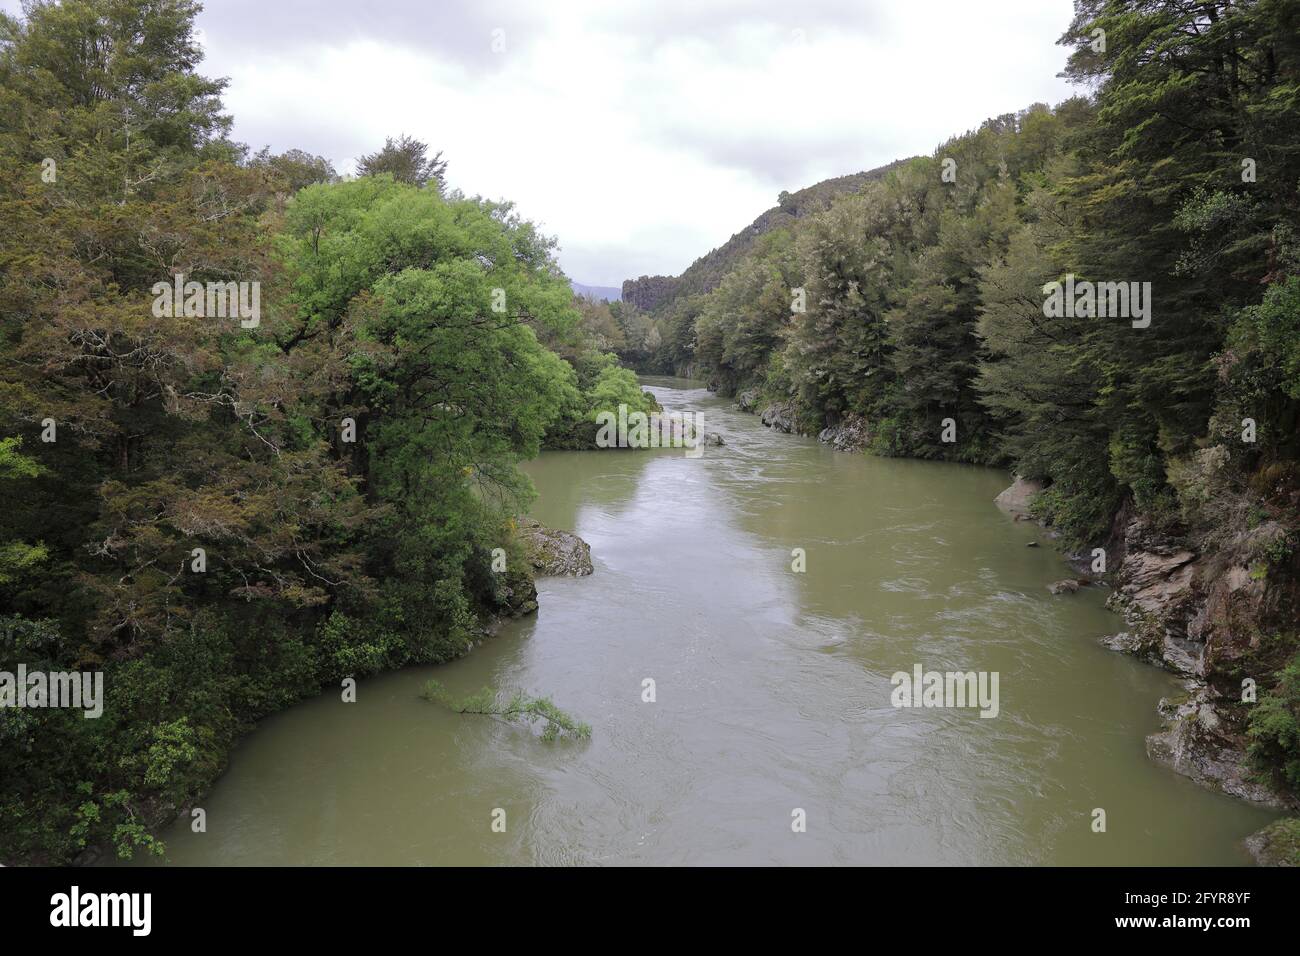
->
817 413 871 453
759 402 797 433
994 475 1044 516
515 517 594 577
1100 631 1142 654
1144 688 1299 810
1244 819 1300 866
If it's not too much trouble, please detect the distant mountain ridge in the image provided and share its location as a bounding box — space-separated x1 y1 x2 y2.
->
569 280 623 302
623 159 910 313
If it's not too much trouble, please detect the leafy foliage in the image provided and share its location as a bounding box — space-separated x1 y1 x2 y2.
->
421 679 592 741
1248 651 1300 789
0 0 626 863
356 133 447 191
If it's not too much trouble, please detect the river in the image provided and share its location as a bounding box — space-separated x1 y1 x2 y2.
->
138 377 1279 865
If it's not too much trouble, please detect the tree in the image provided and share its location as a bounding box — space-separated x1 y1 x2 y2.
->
356 133 447 190
248 146 338 193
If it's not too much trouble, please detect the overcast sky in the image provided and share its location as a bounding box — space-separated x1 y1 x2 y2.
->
8 0 1080 286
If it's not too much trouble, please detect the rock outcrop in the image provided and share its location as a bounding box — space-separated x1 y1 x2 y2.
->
495 567 539 616
515 517 594 577
620 274 677 312
1145 688 1285 806
817 414 871 453
1101 515 1299 810
759 402 798 434
1244 817 1300 866
734 392 872 453
992 472 1300 814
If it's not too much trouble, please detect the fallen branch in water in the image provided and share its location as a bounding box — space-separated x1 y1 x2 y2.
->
421 680 592 741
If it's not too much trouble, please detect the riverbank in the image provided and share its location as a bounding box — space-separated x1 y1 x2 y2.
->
734 385 1300 863
134 377 1280 865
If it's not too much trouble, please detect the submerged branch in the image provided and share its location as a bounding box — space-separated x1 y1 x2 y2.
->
421 680 592 741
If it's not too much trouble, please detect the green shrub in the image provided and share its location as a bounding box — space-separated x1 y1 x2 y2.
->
1248 652 1300 790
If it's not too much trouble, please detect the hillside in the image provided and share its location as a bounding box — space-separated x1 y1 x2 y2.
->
622 160 909 313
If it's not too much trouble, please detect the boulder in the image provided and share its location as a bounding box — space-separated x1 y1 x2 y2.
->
515 517 594 577
1047 579 1082 594
759 402 797 433
1099 631 1142 654
496 568 538 616
994 475 1044 516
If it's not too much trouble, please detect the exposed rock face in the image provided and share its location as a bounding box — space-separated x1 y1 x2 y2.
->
1146 688 1286 806
817 414 871 453
620 274 677 312
735 393 872 453
701 431 725 446
993 475 1044 516
515 517 594 577
1244 817 1300 866
1102 515 1299 810
1108 533 1201 673
759 402 798 434
495 568 538 617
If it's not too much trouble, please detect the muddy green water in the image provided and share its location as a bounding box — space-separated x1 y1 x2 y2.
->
140 377 1279 865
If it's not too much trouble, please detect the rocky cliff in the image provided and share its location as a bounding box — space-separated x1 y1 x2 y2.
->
621 274 678 312
1100 513 1298 811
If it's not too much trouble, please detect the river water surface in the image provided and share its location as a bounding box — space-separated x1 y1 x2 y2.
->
142 377 1279 865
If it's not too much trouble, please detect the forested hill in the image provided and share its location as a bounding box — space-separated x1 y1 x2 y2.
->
622 160 908 313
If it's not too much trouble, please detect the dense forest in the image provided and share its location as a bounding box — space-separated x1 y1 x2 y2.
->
0 0 654 862
2 0 1299 866
620 0 1300 803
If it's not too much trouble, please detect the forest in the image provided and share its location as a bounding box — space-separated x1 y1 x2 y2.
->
0 0 655 862
1 0 1299 866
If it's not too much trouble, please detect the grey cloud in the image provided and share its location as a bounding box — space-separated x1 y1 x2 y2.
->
559 224 726 288
588 0 884 50
651 121 892 192
195 0 545 75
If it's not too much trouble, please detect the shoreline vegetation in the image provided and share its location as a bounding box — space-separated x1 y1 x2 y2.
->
1 0 1297 867
0 0 645 864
